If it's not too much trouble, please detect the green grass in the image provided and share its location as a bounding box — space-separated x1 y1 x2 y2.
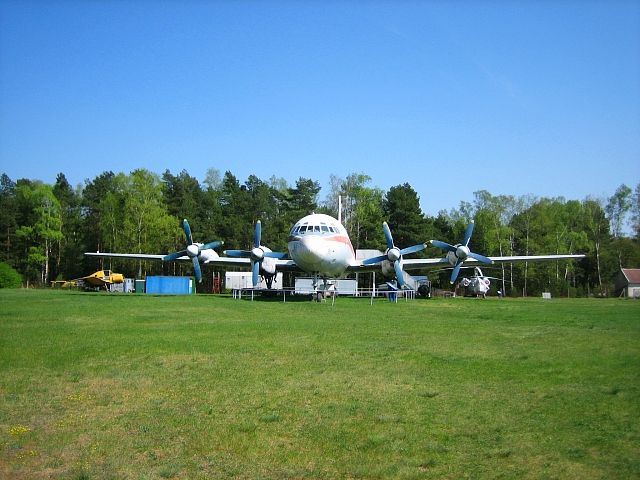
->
1 290 639 479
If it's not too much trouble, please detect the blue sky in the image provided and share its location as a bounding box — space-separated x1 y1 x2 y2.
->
1 1 639 216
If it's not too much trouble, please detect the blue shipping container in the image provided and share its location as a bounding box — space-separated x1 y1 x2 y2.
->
145 276 193 295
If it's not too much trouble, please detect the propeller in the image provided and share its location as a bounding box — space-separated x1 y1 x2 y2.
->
163 219 223 283
430 221 493 284
362 222 427 288
224 220 287 288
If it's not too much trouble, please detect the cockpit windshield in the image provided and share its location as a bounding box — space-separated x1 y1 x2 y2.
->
290 222 341 236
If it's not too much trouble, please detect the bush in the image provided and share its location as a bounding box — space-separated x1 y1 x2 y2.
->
0 262 22 288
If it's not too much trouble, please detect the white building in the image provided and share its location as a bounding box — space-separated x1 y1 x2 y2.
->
615 268 640 298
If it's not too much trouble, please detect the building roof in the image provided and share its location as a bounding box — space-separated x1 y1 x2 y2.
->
621 268 640 284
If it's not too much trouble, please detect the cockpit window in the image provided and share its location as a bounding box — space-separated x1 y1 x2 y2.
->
292 222 342 235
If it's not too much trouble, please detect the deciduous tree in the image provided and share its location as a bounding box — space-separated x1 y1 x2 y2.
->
15 182 63 285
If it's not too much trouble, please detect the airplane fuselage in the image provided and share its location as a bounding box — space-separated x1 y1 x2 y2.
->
287 213 355 278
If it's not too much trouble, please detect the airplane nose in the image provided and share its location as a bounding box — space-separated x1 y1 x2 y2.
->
297 236 331 268
301 236 327 257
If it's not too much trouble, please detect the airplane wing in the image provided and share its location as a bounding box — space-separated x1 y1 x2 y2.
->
458 254 585 265
84 252 300 269
403 254 585 270
346 257 450 273
85 252 167 261
349 254 585 273
205 257 300 271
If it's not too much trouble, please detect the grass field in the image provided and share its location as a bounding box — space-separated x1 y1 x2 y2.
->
0 290 638 479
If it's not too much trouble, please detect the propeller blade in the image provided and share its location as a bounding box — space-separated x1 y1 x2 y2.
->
224 249 251 258
362 254 388 265
252 260 260 287
182 219 194 245
430 240 456 252
163 250 187 261
254 220 262 248
382 222 394 249
263 251 288 259
192 256 202 283
450 262 463 284
468 251 493 264
463 221 475 247
201 240 223 250
394 261 405 287
400 243 427 256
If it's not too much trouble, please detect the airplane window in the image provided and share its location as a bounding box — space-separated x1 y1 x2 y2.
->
321 226 329 232
300 226 307 233
314 225 321 232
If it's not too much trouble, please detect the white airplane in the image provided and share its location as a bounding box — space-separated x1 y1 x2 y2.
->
85 215 585 292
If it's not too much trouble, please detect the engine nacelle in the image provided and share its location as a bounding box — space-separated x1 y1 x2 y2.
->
200 248 220 263
261 256 277 275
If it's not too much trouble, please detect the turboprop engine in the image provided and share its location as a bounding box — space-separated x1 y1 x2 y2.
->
362 222 427 288
430 221 493 284
224 220 287 288
163 219 223 283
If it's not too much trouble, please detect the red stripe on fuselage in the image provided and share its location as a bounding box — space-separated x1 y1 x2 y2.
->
325 234 355 257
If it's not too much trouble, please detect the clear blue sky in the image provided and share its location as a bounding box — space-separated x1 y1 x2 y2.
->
1 1 639 216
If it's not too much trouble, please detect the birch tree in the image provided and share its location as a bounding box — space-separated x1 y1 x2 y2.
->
15 183 63 285
582 197 609 294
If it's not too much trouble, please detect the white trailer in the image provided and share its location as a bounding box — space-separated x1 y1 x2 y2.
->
225 272 283 290
294 278 357 295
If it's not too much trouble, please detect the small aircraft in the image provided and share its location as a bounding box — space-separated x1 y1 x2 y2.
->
75 270 125 289
85 215 585 293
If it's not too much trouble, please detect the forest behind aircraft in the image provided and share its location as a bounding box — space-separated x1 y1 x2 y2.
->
9 169 624 295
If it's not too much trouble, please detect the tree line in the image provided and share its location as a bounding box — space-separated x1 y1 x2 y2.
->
1 169 638 296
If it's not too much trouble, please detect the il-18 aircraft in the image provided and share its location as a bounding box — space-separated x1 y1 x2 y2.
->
85 214 585 291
